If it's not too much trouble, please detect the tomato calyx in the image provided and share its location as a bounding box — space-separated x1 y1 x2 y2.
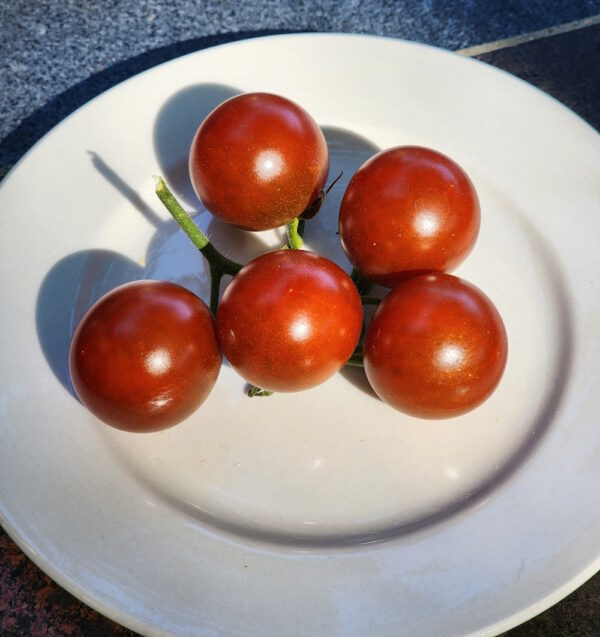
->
285 171 344 249
247 386 274 397
300 170 344 221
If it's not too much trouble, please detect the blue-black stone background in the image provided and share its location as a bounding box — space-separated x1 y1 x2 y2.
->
1 1 600 636
1 0 600 171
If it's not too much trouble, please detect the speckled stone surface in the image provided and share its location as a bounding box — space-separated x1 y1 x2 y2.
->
0 529 137 636
1 2 600 636
504 572 600 637
1 0 600 170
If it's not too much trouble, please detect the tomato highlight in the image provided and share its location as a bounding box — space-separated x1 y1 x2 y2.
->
69 280 221 432
339 146 480 286
363 273 508 418
71 93 509 429
216 250 363 392
189 92 329 231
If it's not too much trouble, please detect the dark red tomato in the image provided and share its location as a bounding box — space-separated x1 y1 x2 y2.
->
364 273 507 418
216 250 362 392
69 280 221 432
339 146 480 287
189 92 329 231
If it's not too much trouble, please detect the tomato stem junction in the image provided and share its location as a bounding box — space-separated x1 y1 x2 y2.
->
300 170 344 220
154 176 243 314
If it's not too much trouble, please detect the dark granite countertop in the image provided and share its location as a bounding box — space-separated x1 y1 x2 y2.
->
1 2 599 635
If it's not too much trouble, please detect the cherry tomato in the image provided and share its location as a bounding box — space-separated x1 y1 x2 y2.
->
189 92 329 231
216 250 362 392
364 273 507 418
69 280 221 432
339 146 480 287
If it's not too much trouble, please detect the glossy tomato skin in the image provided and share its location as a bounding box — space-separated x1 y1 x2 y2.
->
189 92 329 231
216 250 362 392
364 273 507 418
339 146 480 287
69 280 221 432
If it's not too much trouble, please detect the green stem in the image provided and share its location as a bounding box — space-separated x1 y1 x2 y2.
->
286 217 304 250
248 386 274 397
155 176 242 275
154 176 243 314
209 264 223 316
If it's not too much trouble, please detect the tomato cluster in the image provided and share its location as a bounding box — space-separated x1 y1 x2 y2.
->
69 92 507 431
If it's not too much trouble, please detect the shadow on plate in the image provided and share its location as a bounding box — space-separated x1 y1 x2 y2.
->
35 250 143 397
153 82 241 206
35 72 575 548
97 188 576 549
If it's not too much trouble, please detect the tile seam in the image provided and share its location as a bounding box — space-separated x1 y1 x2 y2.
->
457 14 600 56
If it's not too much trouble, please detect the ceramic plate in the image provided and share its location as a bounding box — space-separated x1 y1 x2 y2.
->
1 34 599 637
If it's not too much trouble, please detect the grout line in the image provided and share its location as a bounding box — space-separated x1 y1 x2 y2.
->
456 14 600 56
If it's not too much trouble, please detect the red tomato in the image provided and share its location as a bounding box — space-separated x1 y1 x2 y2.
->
339 146 480 286
216 250 362 391
189 92 329 231
364 273 507 418
69 280 221 432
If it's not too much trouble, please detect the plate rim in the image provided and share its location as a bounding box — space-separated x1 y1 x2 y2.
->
1 31 600 637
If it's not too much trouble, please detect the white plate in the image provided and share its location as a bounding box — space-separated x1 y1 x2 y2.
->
1 33 599 637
